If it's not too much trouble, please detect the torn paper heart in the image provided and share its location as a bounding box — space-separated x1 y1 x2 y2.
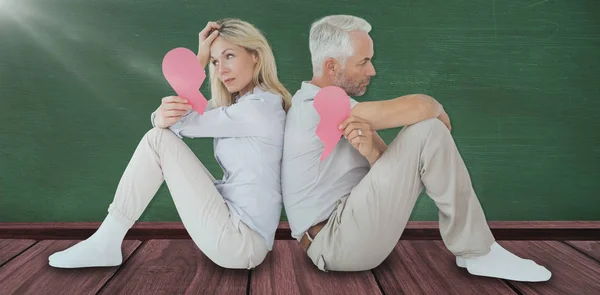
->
162 47 208 114
314 86 351 160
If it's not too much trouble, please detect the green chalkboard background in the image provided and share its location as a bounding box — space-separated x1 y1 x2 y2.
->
1 0 598 223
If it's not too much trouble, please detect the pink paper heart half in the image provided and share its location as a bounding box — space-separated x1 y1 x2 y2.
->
314 86 351 161
162 47 208 114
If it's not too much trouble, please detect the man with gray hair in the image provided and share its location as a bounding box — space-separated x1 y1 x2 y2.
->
281 15 551 282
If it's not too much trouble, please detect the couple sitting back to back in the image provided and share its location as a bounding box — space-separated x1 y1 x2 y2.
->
49 15 551 283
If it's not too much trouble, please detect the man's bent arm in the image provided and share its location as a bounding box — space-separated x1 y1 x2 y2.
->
361 132 387 167
373 131 387 154
351 94 443 130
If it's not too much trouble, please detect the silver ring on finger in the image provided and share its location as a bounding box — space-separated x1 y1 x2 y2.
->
358 128 363 136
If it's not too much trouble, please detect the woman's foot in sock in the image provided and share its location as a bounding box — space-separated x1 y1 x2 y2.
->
48 213 131 268
48 237 123 268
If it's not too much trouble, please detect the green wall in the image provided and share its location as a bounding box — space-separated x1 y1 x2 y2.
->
1 0 598 222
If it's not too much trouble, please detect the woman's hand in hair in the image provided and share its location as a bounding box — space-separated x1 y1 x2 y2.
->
155 96 192 128
197 21 221 68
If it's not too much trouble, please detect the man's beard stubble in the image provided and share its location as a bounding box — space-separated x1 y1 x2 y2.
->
333 71 368 97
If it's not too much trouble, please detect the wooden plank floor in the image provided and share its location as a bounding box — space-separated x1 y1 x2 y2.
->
98 240 248 295
252 240 381 295
0 240 141 295
1 239 599 295
373 240 517 294
502 241 600 295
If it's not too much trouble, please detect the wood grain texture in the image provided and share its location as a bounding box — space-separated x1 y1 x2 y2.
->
373 240 516 294
1 221 598 240
99 240 248 295
501 241 600 295
565 241 600 261
1 239 599 294
251 240 381 295
0 240 141 295
0 239 36 266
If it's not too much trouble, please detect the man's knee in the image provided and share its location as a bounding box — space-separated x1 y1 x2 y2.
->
396 118 444 142
406 118 444 133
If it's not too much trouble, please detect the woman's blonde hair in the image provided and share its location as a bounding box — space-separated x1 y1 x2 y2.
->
208 18 292 112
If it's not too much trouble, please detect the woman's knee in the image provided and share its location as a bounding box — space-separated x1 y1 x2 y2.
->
144 127 181 147
145 126 170 139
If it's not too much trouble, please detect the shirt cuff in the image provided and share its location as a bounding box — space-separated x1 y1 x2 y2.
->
168 121 185 138
167 109 195 139
151 109 184 139
150 111 158 127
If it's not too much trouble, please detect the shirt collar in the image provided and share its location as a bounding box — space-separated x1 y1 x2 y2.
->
297 81 322 101
235 86 267 103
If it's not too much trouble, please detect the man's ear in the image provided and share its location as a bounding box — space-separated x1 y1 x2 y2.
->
324 58 339 75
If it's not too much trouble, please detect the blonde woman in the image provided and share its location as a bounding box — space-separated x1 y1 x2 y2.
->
49 18 292 269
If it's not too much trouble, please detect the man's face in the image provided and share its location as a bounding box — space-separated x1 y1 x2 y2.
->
332 31 376 96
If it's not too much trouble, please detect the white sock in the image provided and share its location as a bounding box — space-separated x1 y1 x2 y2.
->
48 213 131 268
456 242 551 282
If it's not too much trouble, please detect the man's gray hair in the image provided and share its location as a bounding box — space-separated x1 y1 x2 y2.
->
309 15 372 77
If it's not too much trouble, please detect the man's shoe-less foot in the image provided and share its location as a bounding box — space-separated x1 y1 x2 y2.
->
455 242 551 282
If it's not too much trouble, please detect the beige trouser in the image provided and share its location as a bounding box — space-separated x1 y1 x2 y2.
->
306 118 496 271
106 127 268 269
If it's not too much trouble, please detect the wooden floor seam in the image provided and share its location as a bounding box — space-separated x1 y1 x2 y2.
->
95 240 147 295
0 240 38 268
563 241 600 264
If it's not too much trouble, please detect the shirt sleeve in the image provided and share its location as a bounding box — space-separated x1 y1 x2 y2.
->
166 96 275 139
151 109 159 127
350 97 360 109
150 99 216 129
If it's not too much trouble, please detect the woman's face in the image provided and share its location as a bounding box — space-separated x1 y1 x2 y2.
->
209 37 258 96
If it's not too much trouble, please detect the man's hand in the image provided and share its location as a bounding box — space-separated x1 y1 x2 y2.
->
437 108 452 131
339 116 381 166
155 96 192 128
